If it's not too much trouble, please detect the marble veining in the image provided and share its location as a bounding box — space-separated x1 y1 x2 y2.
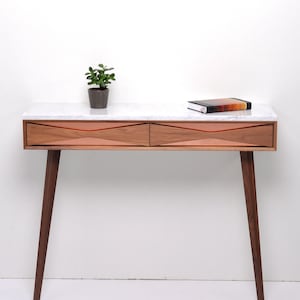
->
22 102 277 121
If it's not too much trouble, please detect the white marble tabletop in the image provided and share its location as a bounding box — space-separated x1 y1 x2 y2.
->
22 102 277 121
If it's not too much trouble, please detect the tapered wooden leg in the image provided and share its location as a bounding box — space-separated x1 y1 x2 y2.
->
240 151 264 300
33 150 61 300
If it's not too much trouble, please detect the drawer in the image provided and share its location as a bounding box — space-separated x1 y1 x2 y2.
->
149 122 276 150
24 121 150 149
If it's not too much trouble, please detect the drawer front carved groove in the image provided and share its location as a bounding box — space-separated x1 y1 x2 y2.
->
24 121 150 148
150 122 276 149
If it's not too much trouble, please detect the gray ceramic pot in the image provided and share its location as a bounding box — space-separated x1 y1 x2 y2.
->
88 88 109 108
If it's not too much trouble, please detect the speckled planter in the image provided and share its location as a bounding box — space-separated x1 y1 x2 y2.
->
88 88 109 108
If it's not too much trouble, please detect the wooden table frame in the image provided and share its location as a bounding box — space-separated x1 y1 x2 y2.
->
23 119 277 300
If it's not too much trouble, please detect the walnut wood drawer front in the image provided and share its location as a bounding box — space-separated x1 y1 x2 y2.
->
149 122 277 150
24 121 150 149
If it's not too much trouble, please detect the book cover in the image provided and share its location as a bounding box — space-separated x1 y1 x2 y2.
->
187 98 252 113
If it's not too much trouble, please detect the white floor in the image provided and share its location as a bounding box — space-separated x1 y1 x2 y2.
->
0 279 299 300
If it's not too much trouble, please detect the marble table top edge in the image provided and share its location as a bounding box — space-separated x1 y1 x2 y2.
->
22 102 278 122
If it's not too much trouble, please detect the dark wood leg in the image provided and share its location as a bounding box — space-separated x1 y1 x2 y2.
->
240 151 264 300
33 150 61 300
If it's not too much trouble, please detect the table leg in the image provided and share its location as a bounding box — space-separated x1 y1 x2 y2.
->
33 150 61 300
240 151 264 300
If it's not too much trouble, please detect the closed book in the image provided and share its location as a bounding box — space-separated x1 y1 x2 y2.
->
187 98 252 113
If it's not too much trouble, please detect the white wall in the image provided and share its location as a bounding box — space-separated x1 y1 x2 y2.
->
1 0 300 281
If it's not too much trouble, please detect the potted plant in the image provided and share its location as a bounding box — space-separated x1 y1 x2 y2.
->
85 64 116 108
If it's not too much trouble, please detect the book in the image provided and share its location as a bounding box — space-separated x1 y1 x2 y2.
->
187 98 252 113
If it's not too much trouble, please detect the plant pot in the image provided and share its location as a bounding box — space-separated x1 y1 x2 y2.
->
88 88 109 108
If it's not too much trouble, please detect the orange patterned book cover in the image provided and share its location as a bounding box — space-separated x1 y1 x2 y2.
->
187 98 252 113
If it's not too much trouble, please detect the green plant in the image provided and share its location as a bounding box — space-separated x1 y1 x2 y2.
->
85 64 116 89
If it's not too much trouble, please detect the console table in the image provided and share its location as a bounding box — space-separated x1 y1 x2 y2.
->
23 102 277 300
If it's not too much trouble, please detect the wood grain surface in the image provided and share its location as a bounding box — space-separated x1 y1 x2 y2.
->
23 120 277 150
